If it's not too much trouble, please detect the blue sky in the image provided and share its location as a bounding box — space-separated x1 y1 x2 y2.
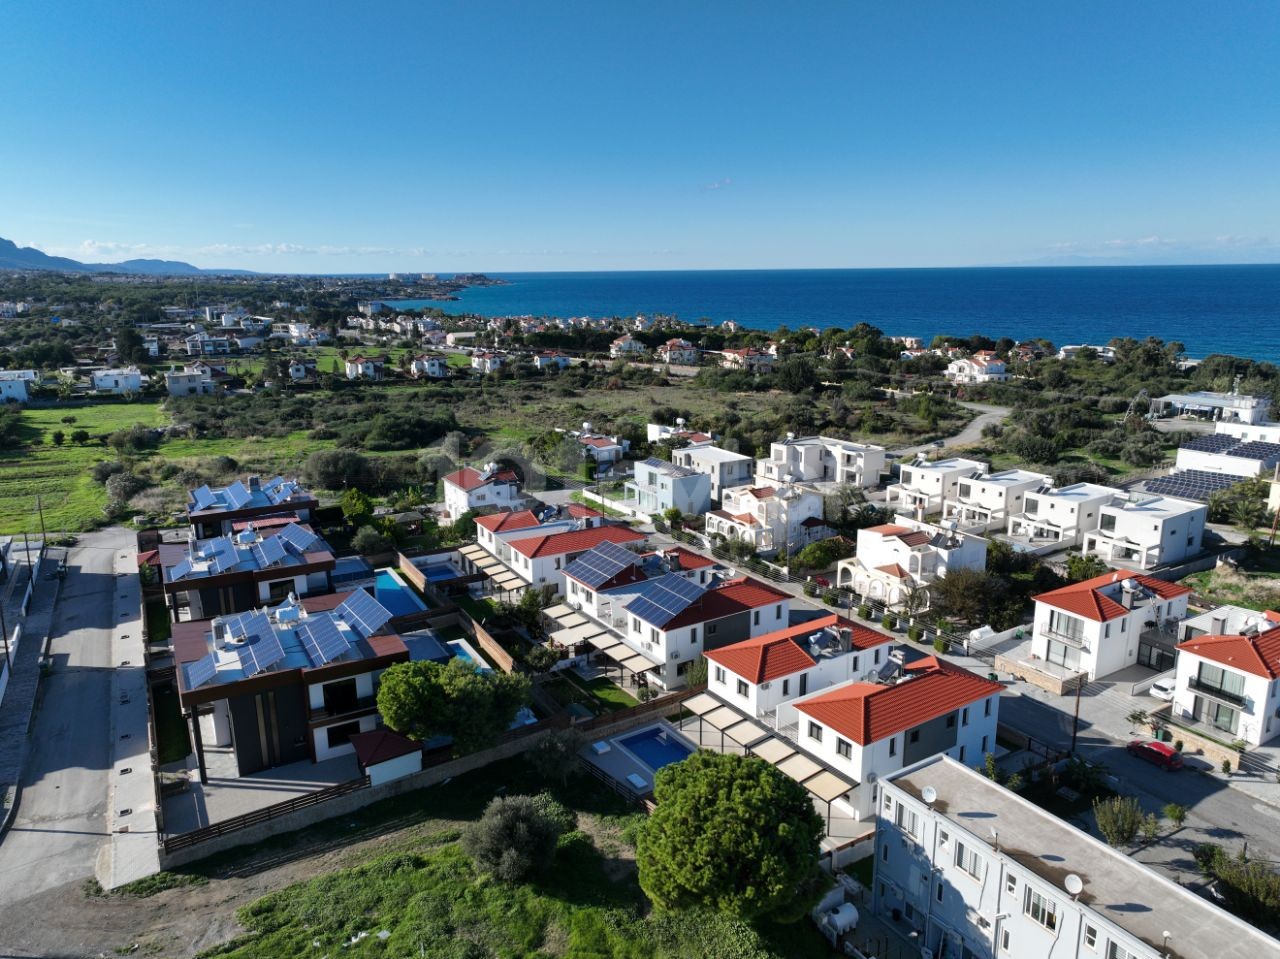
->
2 1 1277 272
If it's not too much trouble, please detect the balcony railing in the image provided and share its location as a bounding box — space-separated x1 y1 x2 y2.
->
1187 676 1248 708
1038 623 1087 648
308 695 377 722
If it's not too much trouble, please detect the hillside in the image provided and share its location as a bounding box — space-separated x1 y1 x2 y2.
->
0 236 254 275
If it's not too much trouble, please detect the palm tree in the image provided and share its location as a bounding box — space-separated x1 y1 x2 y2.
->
1229 498 1265 532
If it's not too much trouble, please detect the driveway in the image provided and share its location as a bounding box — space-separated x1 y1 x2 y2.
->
0 528 132 906
891 401 1010 458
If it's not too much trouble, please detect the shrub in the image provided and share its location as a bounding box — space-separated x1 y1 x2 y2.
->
1093 795 1144 846
526 728 585 786
1174 739 1184 753
933 637 948 654
523 644 561 673
104 471 148 517
462 794 567 883
907 624 923 642
351 526 393 555
802 582 819 597
858 604 871 619
822 590 840 606
91 460 125 484
1222 757 1233 774
1163 803 1187 828
881 614 894 630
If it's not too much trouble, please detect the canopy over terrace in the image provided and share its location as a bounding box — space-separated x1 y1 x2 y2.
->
583 632 662 681
552 621 609 648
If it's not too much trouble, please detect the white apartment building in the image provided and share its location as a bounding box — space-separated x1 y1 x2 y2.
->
887 457 988 517
703 614 894 720
91 366 143 394
778 657 1001 820
705 484 827 554
409 354 448 378
944 350 1008 383
0 370 36 403
1006 481 1120 549
873 755 1275 959
1029 571 1192 681
1082 493 1207 571
1173 611 1280 746
837 518 987 611
670 443 754 503
755 434 886 489
941 467 1051 532
441 465 523 520
471 352 505 374
1152 389 1271 425
624 458 712 517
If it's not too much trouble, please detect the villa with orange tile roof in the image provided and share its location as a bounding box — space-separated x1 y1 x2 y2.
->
705 483 827 553
1029 570 1192 681
836 517 987 611
442 464 524 521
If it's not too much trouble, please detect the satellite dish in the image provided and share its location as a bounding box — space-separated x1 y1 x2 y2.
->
1064 874 1084 897
921 786 938 805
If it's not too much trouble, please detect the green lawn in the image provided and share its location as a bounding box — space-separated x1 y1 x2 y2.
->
457 594 498 624
198 756 830 959
565 670 640 711
1183 548 1280 611
152 683 192 766
145 600 172 646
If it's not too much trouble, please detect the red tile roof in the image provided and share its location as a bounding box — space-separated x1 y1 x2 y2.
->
510 524 645 559
580 436 620 449
1033 571 1191 623
865 524 911 535
1178 623 1280 679
231 514 300 532
655 546 715 571
796 657 1002 745
661 576 789 631
705 614 889 683
444 467 519 492
565 504 604 519
876 563 910 580
474 509 542 533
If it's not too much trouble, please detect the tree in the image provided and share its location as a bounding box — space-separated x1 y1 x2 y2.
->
526 727 586 786
341 487 374 527
930 567 1005 626
376 658 530 755
636 752 824 922
462 794 568 883
70 429 90 445
51 430 64 446
1093 795 1144 847
1064 552 1109 582
351 526 393 555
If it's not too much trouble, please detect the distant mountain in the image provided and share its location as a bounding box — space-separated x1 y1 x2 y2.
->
0 237 255 275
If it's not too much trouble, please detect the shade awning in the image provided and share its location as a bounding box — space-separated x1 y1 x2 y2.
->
557 622 607 645
555 612 590 630
490 572 526 590
587 633 625 654
702 705 743 731
804 770 856 804
749 737 797 765
777 753 824 784
459 543 489 561
724 718 768 748
542 603 573 620
620 653 657 674
682 692 723 717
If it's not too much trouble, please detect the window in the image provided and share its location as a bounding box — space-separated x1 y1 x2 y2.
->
958 746 966 762
961 707 969 726
737 679 748 697
714 666 726 684
935 881 944 903
938 829 950 846
881 843 889 862
322 678 359 716
1024 888 1058 931
782 678 790 696
1005 874 1016 894
753 610 760 626
888 737 897 757
1106 943 1138 959
808 722 823 742
909 730 920 744
883 793 893 812
981 735 989 753
1001 929 1011 952
690 627 698 642
874 648 882 664
946 714 956 728
894 802 918 837
650 628 659 643
325 721 361 750
1083 925 1097 949
776 604 783 619
954 841 983 879
837 738 852 758
984 698 992 717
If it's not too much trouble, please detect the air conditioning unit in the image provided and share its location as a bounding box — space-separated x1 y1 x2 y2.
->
760 681 772 690
670 652 680 661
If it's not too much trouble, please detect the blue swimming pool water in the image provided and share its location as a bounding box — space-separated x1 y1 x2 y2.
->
619 726 693 772
374 570 428 616
447 639 492 672
420 564 458 582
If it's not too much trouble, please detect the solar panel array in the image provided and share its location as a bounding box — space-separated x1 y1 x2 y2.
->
224 609 273 644
640 456 701 479
1226 441 1280 462
1144 469 1242 503
564 540 638 589
168 557 195 582
251 534 288 569
209 538 241 574
625 573 706 628
263 476 294 503
298 616 350 666
277 523 320 555
1181 434 1240 454
336 589 393 638
235 629 286 677
224 480 253 509
190 485 217 511
183 653 218 690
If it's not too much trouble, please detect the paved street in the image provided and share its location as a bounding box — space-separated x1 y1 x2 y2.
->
0 529 132 906
890 401 1011 457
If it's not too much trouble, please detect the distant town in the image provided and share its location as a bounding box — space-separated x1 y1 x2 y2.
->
0 266 1278 958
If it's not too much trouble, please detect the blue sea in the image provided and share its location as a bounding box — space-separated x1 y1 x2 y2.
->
387 265 1280 363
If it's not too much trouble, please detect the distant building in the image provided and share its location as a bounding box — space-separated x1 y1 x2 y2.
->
91 366 143 394
887 456 989 518
944 350 1008 383
164 365 217 397
409 354 449 379
941 467 1052 533
610 334 646 358
718 347 774 373
755 434 885 489
837 518 987 611
1152 389 1270 425
1082 493 1208 570
624 457 712 517
442 465 523 520
0 370 36 403
344 355 385 380
656 338 699 365
471 352 505 374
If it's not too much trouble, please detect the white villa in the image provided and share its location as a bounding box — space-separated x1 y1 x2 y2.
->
887 456 988 518
941 467 1052 532
1082 493 1207 571
755 434 886 489
91 366 143 394
705 484 827 554
837 518 987 611
670 443 754 503
441 465 523 521
1006 481 1120 550
944 350 1008 383
1172 609 1280 746
623 458 712 517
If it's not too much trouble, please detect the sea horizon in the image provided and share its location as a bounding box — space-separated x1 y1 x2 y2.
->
383 263 1280 363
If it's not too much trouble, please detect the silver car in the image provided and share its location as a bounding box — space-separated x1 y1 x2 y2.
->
1148 678 1176 701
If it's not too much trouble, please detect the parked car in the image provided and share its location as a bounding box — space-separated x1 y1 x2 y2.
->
1127 739 1184 771
814 575 831 589
1148 678 1176 701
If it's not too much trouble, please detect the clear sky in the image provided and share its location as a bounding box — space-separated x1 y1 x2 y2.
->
2 1 1277 273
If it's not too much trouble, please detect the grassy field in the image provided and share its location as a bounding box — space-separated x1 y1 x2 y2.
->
201 756 828 959
151 683 192 765
1183 549 1280 610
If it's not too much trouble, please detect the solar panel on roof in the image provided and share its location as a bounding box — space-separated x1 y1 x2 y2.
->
190 485 217 511
168 558 195 582
276 523 319 555
625 574 706 628
224 480 253 509
1182 434 1240 454
299 616 350 666
336 589 393 638
263 476 292 503
565 540 637 588
210 541 240 574
224 609 273 644
183 653 218 690
251 535 288 569
235 629 286 677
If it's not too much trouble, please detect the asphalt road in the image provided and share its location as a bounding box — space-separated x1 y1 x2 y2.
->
890 401 1011 458
0 529 126 905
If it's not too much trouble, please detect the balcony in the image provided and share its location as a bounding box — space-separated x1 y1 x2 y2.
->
1038 623 1088 649
308 695 377 723
1187 676 1248 708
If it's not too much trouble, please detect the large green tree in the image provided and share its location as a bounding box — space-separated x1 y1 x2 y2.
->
636 752 824 922
376 657 530 754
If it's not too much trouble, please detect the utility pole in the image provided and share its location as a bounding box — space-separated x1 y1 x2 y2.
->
0 603 9 671
1070 674 1084 753
36 495 46 543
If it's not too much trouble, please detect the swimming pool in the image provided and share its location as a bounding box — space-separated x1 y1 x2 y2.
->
448 638 493 671
419 563 459 583
374 569 428 616
617 724 694 772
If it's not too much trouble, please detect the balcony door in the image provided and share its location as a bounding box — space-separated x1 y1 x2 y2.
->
1046 639 1081 671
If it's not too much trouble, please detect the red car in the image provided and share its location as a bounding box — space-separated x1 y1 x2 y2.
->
1126 739 1184 771
814 576 831 589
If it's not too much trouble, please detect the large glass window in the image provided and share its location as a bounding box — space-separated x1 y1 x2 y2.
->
1024 888 1058 931
1049 611 1084 641
954 841 983 879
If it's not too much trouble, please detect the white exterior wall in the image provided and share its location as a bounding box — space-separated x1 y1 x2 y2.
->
312 713 378 763
1031 591 1189 681
874 779 1166 959
444 479 522 520
257 573 310 604
92 369 142 393
708 646 889 719
0 379 30 402
1174 446 1269 478
367 750 423 786
943 471 1048 531
1217 421 1280 444
1172 648 1279 746
1085 499 1208 570
1008 485 1117 546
